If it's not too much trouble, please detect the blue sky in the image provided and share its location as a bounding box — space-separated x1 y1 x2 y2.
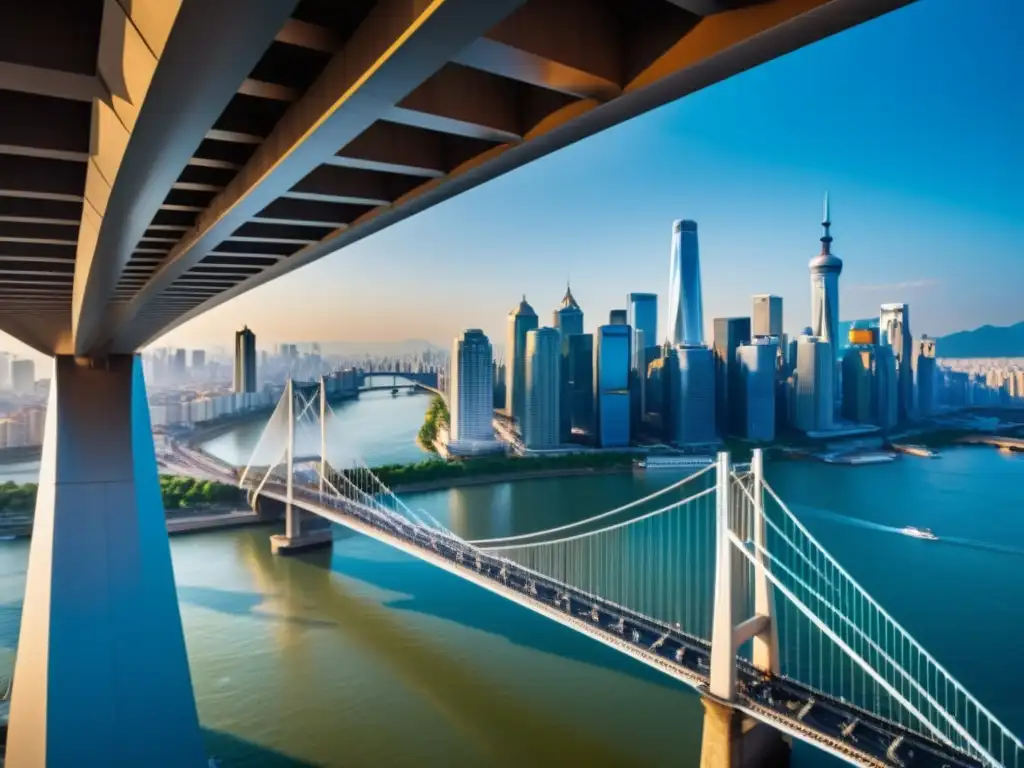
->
6 0 1022 364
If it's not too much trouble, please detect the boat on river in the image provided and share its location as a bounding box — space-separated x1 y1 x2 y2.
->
902 526 938 541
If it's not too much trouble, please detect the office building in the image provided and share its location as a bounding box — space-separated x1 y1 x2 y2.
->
0 353 10 390
752 295 783 338
793 335 833 433
737 340 777 441
915 335 938 416
524 328 561 449
506 296 538 426
609 309 627 326
566 333 594 439
552 282 583 336
191 350 206 369
627 293 658 367
842 343 898 430
233 326 257 393
11 359 35 395
809 193 842 401
712 317 751 436
675 346 716 445
880 303 914 422
646 344 678 442
593 325 630 447
449 330 495 445
172 349 186 379
668 219 704 347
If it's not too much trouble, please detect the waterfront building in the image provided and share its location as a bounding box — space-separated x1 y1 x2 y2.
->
645 343 678 442
627 293 658 369
668 219 704 347
915 335 938 416
10 359 34 395
567 334 595 438
553 284 584 441
449 330 495 445
675 346 716 445
880 303 914 422
809 193 842 402
737 340 777 441
524 328 561 449
552 282 583 336
712 317 751 436
233 326 257 394
609 309 627 326
593 325 630 447
752 295 783 338
506 296 538 427
793 335 833 433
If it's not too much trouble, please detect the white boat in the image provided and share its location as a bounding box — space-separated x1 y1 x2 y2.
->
638 455 714 469
822 453 895 465
902 526 938 541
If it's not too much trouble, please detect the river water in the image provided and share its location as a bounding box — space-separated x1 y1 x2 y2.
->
0 384 1021 767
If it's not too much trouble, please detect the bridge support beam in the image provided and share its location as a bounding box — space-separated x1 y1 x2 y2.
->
7 355 205 766
699 698 790 768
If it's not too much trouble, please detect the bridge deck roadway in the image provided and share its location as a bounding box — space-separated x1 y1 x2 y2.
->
239 477 982 768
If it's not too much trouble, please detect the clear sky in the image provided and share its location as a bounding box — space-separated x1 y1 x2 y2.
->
4 0 1021 366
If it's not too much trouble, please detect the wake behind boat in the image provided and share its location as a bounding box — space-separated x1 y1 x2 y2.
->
902 526 938 541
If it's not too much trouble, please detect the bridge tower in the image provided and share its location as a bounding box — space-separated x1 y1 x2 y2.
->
269 379 332 555
702 449 788 768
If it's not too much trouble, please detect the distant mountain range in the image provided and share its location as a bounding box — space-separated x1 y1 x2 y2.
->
936 322 1024 358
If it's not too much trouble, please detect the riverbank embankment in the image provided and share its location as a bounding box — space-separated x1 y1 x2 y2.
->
0 508 263 540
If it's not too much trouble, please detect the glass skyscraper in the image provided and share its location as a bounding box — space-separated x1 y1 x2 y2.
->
524 328 561 449
506 296 538 427
712 317 751 436
737 340 777 441
233 325 256 393
675 346 716 445
593 325 630 447
880 303 914 422
553 284 584 441
449 329 494 444
627 292 658 369
668 219 704 347
552 283 583 336
794 335 834 433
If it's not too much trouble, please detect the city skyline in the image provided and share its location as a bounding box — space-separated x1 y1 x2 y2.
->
1 0 1020 371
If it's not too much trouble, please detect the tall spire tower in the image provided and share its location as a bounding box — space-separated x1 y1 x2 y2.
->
808 192 843 401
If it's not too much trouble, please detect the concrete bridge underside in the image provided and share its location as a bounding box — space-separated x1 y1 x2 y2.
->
0 0 917 764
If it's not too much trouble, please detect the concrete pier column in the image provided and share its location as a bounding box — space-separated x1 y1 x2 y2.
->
7 355 205 766
700 698 790 768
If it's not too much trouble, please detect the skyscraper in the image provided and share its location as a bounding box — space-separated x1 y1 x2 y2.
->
234 326 257 393
567 334 594 439
506 296 538 427
752 295 783 338
675 346 716 445
880 303 913 422
11 359 34 395
450 330 494 444
712 317 751 436
627 293 658 369
524 328 560 450
552 282 583 336
842 342 898 430
793 335 833 433
609 309 627 326
737 340 777 441
915 335 937 416
593 325 630 447
668 220 704 347
809 193 842 401
191 350 206 369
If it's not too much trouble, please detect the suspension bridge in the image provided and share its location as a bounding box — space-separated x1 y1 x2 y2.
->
165 379 1022 768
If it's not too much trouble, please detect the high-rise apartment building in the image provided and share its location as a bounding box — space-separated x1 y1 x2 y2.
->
712 317 751 436
675 345 716 445
668 220 704 347
524 328 561 449
593 325 630 447
793 335 834 433
506 296 538 427
627 293 658 367
809 193 842 402
737 340 777 441
449 330 495 444
233 326 257 393
880 303 914 422
11 359 35 395
752 295 783 338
